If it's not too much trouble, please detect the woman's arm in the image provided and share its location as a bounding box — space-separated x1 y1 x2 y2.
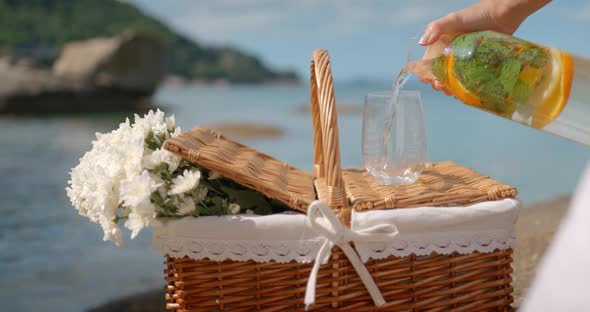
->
419 0 552 46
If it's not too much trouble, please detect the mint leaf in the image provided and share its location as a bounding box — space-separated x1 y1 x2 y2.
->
479 31 523 45
498 59 521 94
473 39 513 66
480 80 505 108
453 58 496 92
517 47 548 68
451 32 479 60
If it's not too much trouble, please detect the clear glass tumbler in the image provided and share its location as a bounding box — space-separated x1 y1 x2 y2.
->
362 90 427 185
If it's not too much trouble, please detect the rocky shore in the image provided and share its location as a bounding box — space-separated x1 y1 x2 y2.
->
0 32 164 115
87 196 570 311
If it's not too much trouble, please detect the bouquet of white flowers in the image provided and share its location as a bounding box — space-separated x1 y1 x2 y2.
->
67 110 289 246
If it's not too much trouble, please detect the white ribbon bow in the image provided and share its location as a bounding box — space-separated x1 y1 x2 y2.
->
304 200 399 310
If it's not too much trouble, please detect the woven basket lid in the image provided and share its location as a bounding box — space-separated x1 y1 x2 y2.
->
163 126 316 212
342 161 517 211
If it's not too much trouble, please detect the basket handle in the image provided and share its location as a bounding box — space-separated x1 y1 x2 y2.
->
310 49 349 221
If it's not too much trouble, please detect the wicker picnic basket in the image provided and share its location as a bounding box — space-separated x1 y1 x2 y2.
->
160 49 517 311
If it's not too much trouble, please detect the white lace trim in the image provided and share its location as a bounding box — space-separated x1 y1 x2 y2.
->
152 231 515 263
152 236 327 263
354 231 515 262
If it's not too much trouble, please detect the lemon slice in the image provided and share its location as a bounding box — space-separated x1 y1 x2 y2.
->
531 48 574 129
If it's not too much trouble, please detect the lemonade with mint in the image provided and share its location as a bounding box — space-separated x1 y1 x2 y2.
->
401 31 590 145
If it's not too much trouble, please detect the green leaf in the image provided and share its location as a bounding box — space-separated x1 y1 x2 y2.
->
199 202 225 216
211 196 225 207
451 32 480 60
219 184 239 201
269 198 290 213
473 38 513 66
254 205 273 215
150 191 165 205
173 159 198 174
152 192 179 215
144 135 161 150
453 58 496 93
234 190 271 210
198 179 224 196
200 196 228 216
479 80 506 110
517 47 548 68
478 31 523 45
498 59 521 94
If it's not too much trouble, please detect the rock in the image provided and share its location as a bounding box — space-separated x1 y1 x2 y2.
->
0 32 164 115
15 57 40 69
0 61 155 114
53 31 165 94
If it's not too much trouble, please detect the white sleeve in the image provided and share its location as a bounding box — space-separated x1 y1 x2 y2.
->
521 162 590 312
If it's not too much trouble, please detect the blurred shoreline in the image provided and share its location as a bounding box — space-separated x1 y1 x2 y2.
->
513 194 570 306
87 194 571 311
161 75 301 89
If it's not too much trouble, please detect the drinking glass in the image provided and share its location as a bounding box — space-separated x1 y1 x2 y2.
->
362 90 427 185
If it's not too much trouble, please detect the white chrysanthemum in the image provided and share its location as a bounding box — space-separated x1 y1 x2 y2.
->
67 124 129 224
169 170 201 195
134 109 168 137
125 199 157 239
142 148 181 172
121 129 145 177
67 109 191 245
100 218 123 246
177 197 196 215
170 127 182 138
245 209 254 215
120 171 160 208
165 115 176 131
229 203 241 215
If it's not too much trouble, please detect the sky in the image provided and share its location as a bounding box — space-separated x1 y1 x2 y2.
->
127 0 590 81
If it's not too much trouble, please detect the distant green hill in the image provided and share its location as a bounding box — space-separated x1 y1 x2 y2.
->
0 0 298 83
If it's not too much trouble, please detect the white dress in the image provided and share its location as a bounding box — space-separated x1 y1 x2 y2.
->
521 163 590 311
